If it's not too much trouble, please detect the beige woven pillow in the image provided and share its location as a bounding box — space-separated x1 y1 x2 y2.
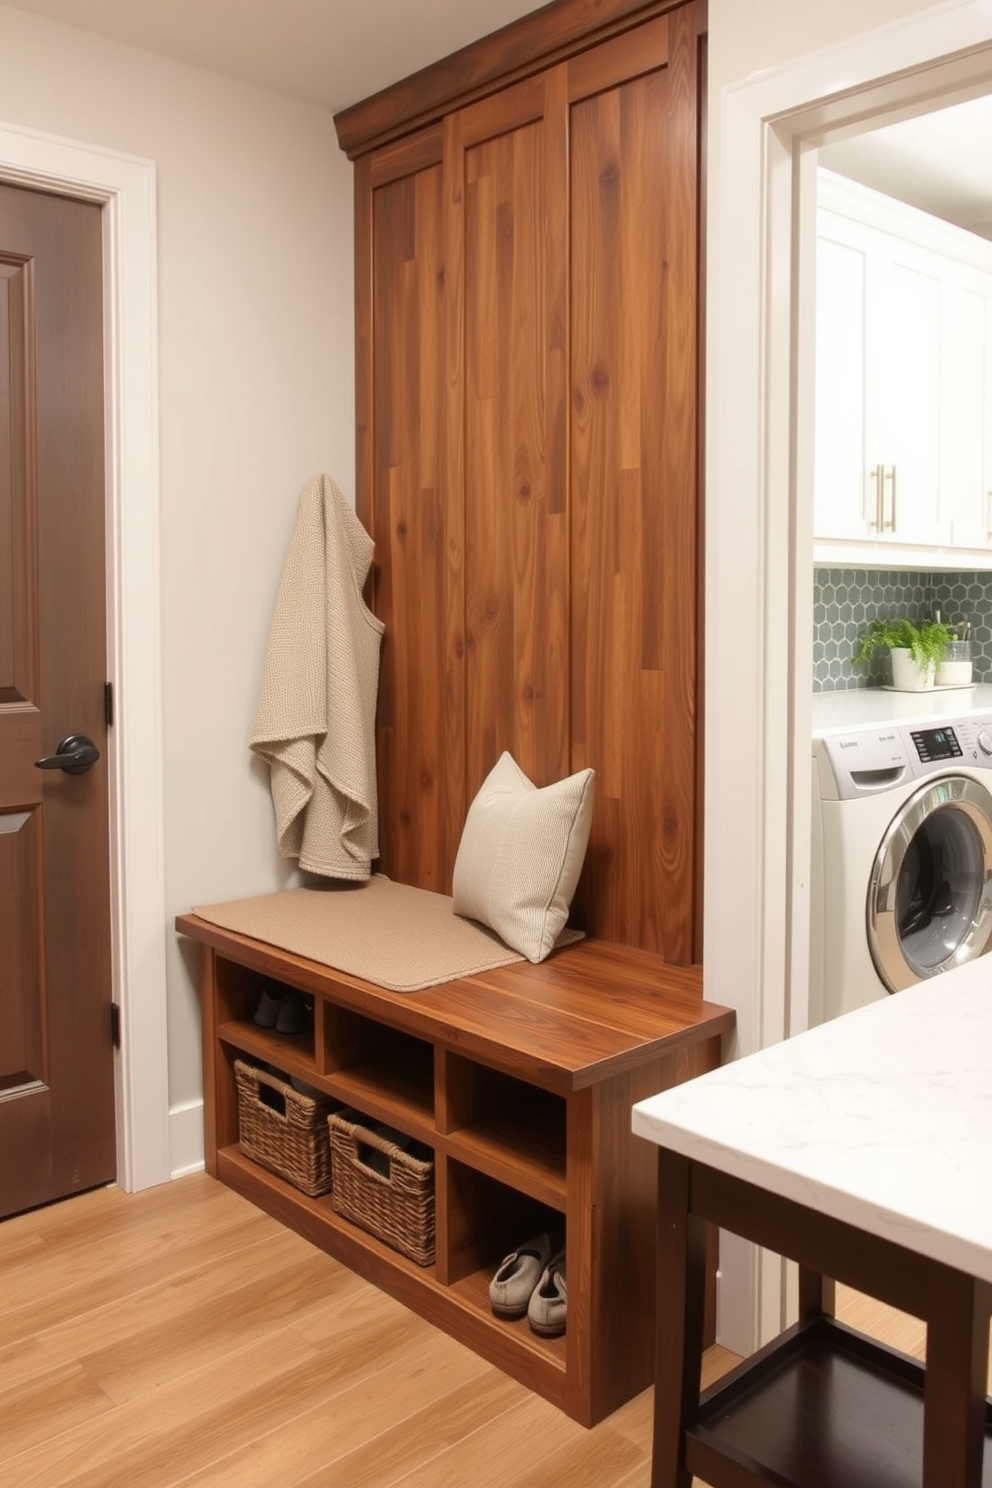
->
452 752 595 963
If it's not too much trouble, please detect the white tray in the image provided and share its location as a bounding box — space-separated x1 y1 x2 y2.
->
882 683 978 693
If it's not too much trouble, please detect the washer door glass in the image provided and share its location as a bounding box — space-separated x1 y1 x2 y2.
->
867 776 992 992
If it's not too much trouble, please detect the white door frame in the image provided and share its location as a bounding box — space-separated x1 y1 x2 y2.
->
0 121 170 1192
709 0 992 1355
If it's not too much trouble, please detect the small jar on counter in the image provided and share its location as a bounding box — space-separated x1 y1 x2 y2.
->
936 639 972 688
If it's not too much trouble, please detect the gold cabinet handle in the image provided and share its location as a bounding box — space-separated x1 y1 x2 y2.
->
867 465 884 531
883 465 897 532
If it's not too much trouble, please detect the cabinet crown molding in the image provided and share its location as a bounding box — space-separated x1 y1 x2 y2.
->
333 0 702 158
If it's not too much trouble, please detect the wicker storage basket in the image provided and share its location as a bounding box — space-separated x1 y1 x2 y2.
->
234 1059 334 1197
329 1108 435 1266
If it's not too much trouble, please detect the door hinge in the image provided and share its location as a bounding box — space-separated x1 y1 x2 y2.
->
104 681 114 728
110 1002 121 1049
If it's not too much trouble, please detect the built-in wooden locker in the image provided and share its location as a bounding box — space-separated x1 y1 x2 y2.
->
339 0 704 961
183 9 721 1432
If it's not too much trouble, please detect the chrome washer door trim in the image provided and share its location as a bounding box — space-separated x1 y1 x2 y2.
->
867 775 992 993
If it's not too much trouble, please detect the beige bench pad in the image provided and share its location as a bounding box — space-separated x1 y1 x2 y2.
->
194 873 579 993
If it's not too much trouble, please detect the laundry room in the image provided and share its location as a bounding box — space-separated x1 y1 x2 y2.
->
806 100 992 1031
811 99 992 695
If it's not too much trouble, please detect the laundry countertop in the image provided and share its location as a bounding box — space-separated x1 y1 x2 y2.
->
632 954 992 1284
812 683 992 733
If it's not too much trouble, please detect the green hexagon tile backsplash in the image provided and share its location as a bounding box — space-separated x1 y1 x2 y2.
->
813 569 992 691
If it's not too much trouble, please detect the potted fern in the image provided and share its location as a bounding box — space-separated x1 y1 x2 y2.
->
854 615 957 691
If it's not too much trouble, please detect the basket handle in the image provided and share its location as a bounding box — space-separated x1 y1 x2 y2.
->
355 1139 392 1181
256 1072 288 1120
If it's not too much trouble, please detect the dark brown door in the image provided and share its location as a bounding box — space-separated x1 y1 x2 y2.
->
0 181 115 1217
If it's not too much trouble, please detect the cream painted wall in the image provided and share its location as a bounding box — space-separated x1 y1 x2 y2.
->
708 0 936 84
0 5 355 1116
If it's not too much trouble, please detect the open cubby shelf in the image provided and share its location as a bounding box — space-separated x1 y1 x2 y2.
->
181 911 734 1425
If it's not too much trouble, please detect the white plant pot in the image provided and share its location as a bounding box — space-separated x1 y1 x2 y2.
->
890 646 935 691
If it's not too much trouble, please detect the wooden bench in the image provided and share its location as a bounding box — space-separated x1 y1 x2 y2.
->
179 910 734 1426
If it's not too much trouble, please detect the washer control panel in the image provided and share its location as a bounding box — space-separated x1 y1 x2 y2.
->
816 711 992 799
941 715 992 771
908 724 963 764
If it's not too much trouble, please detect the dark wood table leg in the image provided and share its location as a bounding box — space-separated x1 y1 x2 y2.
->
922 1270 992 1487
798 1265 835 1321
653 1149 707 1488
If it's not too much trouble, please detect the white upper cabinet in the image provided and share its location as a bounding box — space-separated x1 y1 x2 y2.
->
814 228 871 543
814 171 992 567
943 267 992 549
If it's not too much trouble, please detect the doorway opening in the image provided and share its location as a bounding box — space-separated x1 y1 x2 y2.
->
709 3 992 1357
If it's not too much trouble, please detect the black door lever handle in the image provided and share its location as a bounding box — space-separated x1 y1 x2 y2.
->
35 734 101 775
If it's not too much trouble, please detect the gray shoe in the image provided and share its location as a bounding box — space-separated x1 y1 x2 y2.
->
527 1250 566 1337
489 1233 555 1319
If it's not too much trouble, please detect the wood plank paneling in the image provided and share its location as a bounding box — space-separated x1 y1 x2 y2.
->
367 157 461 892
356 0 703 958
461 72 569 794
568 13 699 955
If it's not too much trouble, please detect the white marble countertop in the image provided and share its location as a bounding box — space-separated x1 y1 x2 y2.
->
632 956 992 1282
812 684 992 734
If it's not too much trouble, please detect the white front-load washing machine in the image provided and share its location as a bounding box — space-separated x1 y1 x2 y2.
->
810 702 992 1024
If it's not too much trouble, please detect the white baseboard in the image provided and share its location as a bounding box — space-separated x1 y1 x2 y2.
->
169 1098 205 1179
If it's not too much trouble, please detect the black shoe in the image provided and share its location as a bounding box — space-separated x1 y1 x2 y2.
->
276 990 313 1034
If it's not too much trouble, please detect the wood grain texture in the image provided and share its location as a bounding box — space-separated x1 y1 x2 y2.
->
0 183 114 1216
0 1174 752 1486
570 1045 720 1424
366 156 462 892
179 917 733 1096
693 25 707 962
462 71 570 792
355 1 704 959
569 13 699 954
654 1159 992 1488
334 0 694 159
0 259 31 703
8 1174 961 1488
179 916 732 1426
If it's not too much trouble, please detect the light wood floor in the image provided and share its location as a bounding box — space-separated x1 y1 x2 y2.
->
0 1173 977 1487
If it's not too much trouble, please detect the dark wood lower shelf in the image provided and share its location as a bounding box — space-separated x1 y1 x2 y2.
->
216 1145 567 1410
687 1317 992 1488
